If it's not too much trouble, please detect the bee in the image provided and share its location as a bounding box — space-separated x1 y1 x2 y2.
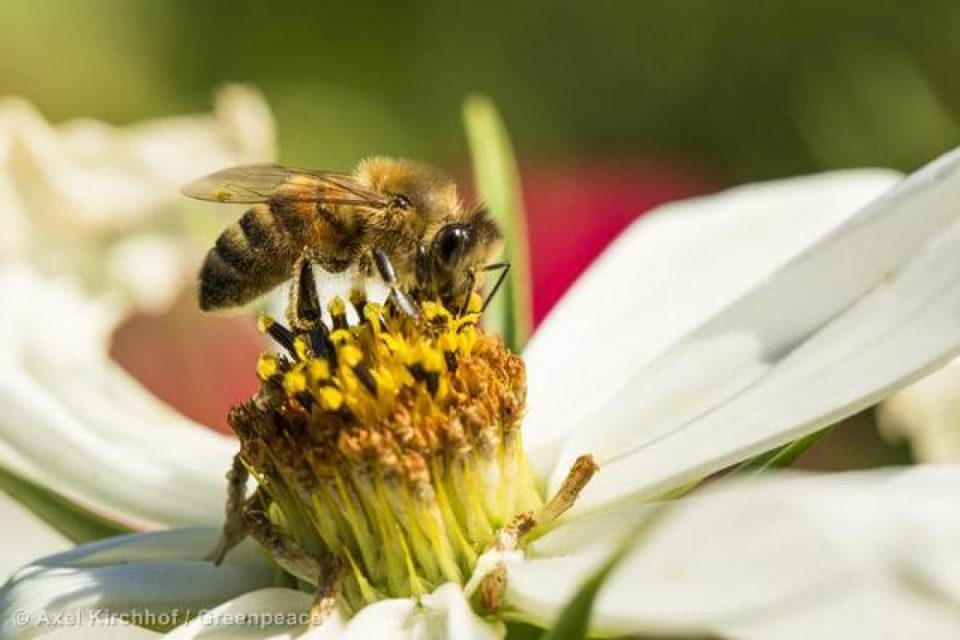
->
182 157 508 318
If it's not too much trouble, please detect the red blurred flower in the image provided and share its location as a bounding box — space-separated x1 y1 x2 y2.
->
111 295 264 433
520 159 716 323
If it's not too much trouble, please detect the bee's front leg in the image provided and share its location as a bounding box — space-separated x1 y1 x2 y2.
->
208 453 250 565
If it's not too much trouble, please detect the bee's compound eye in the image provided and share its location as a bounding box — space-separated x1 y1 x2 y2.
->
390 195 412 211
433 224 471 268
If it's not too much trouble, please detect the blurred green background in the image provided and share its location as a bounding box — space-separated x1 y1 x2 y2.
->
6 0 953 470
4 0 959 179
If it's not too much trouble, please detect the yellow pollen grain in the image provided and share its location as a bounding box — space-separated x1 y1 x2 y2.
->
340 345 364 367
256 353 279 380
257 314 275 333
363 304 383 333
308 359 331 382
421 301 451 322
466 292 482 313
317 386 344 411
371 368 398 398
330 329 352 346
452 313 480 331
293 335 311 360
438 332 457 354
328 296 347 317
421 347 444 373
283 368 307 395
379 333 406 356
456 330 477 355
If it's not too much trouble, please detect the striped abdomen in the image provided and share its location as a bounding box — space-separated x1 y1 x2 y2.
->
198 201 308 311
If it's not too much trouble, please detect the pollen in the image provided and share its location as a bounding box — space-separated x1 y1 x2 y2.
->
227 270 545 612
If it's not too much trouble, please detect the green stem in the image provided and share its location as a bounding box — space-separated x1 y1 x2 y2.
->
463 95 533 352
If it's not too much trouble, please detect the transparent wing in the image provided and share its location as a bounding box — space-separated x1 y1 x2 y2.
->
181 163 389 207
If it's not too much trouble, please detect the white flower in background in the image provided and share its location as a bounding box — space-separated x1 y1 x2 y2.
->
878 357 960 462
0 85 274 313
5 147 960 639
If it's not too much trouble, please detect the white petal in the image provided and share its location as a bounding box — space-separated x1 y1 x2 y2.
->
8 528 267 583
301 585 504 640
1 529 278 640
41 625 158 639
320 599 415 640
414 583 504 640
291 610 347 640
0 265 234 528
505 467 960 638
523 169 900 476
574 218 960 512
876 357 960 462
0 494 69 582
0 363 231 528
163 588 312 640
718 582 960 640
548 147 960 504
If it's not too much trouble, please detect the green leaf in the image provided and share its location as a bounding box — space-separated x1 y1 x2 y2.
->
734 427 835 476
0 466 133 544
506 621 547 640
539 506 667 640
463 95 533 352
538 552 622 640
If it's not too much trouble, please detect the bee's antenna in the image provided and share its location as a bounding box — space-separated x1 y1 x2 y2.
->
480 262 511 313
372 248 420 318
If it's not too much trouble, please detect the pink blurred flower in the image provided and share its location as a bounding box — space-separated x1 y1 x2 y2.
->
518 159 717 323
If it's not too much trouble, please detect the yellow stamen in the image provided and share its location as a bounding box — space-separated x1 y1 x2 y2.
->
230 288 557 613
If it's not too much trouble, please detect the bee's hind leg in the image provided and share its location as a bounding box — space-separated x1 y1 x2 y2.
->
208 453 250 565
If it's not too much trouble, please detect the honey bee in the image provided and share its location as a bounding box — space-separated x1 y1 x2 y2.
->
182 157 507 317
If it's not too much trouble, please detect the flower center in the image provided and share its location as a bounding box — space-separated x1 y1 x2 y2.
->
229 280 544 611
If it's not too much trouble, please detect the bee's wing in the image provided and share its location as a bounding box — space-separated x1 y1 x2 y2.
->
181 163 389 208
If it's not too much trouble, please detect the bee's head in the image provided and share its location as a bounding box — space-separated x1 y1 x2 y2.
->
428 206 502 300
355 157 503 299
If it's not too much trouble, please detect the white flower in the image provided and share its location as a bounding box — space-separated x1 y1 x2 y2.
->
6 147 960 639
0 85 275 313
0 264 235 529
